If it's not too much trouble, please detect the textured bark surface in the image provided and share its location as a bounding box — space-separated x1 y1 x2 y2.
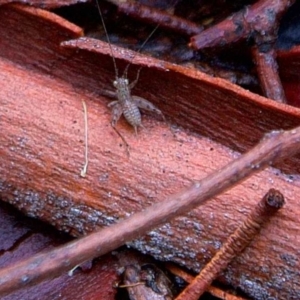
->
0 202 118 300
0 0 89 9
1 4 300 299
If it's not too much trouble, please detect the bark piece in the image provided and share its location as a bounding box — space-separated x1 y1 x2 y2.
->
253 46 287 103
1 4 300 299
0 0 89 9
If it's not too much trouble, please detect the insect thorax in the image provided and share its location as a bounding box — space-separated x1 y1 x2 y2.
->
114 77 132 105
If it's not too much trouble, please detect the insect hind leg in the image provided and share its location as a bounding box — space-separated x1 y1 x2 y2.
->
132 96 165 121
112 126 130 156
132 95 173 137
111 103 130 155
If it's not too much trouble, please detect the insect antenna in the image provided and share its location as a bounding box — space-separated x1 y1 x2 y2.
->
95 0 160 82
123 23 160 81
122 0 179 80
95 0 119 79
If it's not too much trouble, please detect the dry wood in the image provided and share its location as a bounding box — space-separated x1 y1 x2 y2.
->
190 0 295 49
165 263 248 300
176 189 285 299
0 0 88 9
0 119 300 294
1 3 300 299
106 0 203 36
0 124 299 296
253 47 286 103
189 0 295 102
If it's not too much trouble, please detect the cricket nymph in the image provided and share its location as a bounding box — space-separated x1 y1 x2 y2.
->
107 76 164 135
111 77 142 132
96 0 164 151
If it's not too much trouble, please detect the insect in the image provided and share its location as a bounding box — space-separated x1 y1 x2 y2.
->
95 1 165 152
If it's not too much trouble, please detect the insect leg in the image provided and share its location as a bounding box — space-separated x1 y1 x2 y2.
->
129 67 142 89
110 103 130 155
132 96 165 121
108 100 119 108
102 90 117 99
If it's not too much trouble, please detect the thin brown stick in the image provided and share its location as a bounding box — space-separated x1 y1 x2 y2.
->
252 46 286 103
165 263 248 300
176 189 285 300
188 0 294 101
112 124 130 156
107 0 202 36
189 0 295 50
0 126 300 296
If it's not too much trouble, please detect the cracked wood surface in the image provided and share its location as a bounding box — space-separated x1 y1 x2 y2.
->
1 4 300 299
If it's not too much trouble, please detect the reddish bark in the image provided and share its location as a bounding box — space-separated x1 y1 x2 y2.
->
0 0 88 9
1 3 300 299
1 124 300 296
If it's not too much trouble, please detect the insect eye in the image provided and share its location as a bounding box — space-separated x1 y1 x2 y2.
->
113 81 117 87
125 79 129 85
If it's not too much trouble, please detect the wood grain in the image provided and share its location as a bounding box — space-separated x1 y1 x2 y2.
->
1 4 300 299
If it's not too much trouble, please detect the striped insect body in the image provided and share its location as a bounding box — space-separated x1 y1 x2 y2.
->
96 1 165 149
108 76 164 135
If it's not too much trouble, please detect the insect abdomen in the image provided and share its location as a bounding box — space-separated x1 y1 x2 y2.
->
123 102 141 127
